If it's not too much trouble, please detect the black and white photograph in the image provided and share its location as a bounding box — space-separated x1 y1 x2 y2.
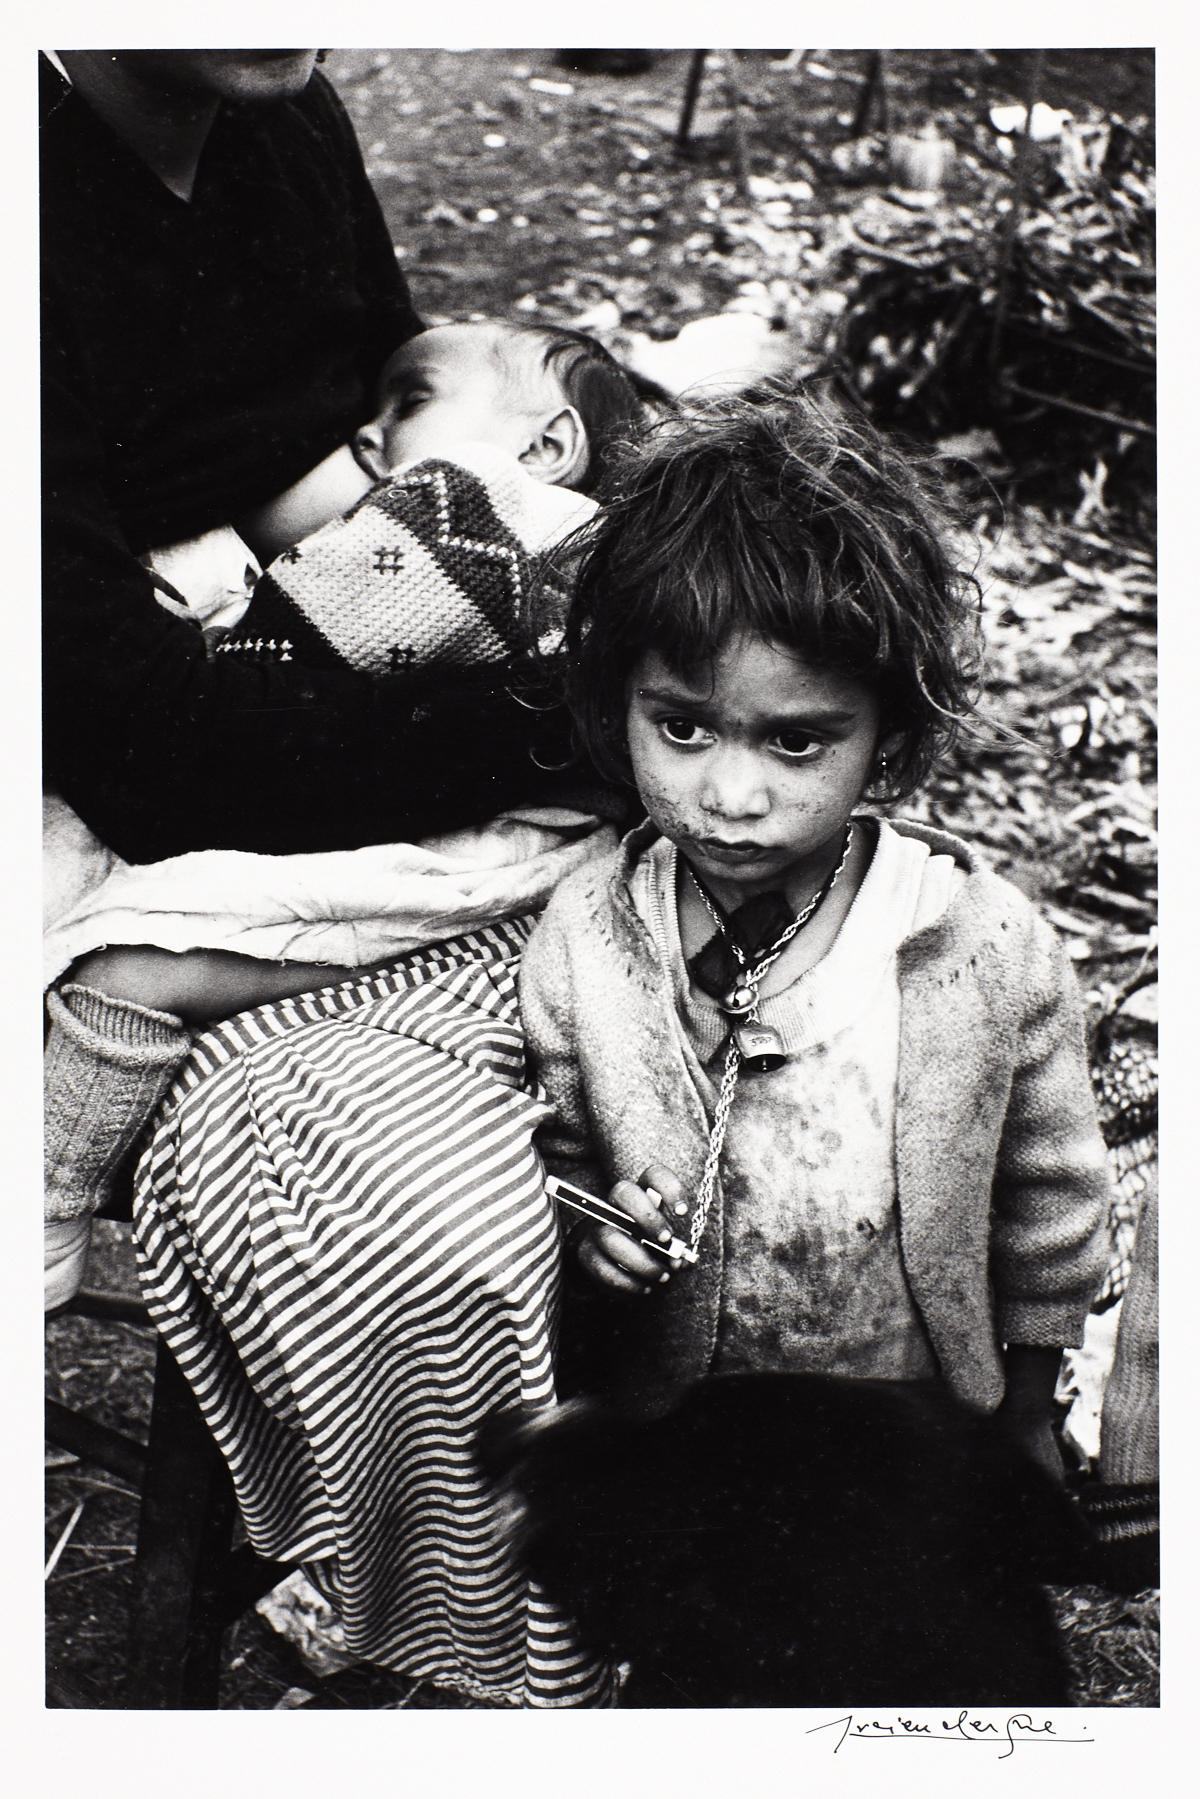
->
33 16 1165 1779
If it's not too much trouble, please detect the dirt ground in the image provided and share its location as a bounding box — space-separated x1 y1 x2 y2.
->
45 46 1157 1712
331 47 1152 328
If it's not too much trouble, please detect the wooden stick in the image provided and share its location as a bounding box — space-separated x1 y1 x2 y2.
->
44 1497 85 1581
851 49 889 138
676 50 708 151
989 47 1046 371
722 51 751 198
1000 375 1155 437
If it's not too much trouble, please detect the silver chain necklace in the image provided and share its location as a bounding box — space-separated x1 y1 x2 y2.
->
683 822 854 1260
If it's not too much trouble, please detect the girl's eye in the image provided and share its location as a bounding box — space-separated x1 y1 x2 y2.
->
773 729 822 759
659 716 711 747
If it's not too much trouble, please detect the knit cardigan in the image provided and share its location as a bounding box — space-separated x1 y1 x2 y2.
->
519 818 1110 1414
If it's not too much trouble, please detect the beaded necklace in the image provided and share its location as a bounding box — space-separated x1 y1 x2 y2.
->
681 822 854 1260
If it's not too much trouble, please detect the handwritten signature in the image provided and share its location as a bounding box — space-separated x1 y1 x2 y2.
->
807 1710 1095 1759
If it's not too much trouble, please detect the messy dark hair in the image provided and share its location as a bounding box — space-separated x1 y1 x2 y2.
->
504 323 644 496
560 377 984 798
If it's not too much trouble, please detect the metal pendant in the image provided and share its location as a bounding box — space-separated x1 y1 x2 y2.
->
722 981 759 1019
733 1021 787 1073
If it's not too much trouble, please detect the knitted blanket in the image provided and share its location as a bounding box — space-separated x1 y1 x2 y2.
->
44 448 604 985
215 441 596 673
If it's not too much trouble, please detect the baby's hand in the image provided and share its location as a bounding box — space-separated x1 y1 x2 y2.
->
575 1165 691 1296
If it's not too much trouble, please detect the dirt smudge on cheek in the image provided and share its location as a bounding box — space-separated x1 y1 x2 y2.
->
636 784 696 845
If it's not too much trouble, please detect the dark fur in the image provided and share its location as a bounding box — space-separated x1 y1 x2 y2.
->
478 1372 1085 1708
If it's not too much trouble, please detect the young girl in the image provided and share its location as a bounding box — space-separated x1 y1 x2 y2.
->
520 381 1110 1477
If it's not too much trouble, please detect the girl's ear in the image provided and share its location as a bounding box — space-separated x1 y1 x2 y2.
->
518 404 588 488
865 729 906 798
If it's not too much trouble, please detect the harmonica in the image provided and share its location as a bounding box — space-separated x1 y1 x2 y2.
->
545 1174 698 1265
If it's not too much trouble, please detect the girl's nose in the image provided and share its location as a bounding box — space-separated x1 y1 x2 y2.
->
699 747 770 820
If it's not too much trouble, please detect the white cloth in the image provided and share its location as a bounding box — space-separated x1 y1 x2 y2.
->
145 524 260 640
44 803 615 987
44 1216 93 1313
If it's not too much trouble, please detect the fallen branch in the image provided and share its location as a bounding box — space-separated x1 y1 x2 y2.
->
44 1498 85 1581
48 1554 136 1587
999 376 1155 437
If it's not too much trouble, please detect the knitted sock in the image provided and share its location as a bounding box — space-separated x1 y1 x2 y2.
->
1079 1482 1160 1593
44 982 191 1223
45 1216 93 1313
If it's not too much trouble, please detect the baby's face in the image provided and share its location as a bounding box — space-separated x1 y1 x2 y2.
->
353 325 547 482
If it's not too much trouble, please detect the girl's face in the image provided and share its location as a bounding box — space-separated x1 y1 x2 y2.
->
626 631 891 908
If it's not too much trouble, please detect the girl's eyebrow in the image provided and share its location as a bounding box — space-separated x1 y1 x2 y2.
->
635 684 702 704
635 686 860 730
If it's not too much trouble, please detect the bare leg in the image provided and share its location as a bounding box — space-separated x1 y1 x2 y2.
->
70 943 365 1026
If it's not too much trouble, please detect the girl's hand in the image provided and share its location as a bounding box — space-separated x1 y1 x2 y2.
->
998 1344 1067 1486
999 1412 1065 1487
575 1165 690 1296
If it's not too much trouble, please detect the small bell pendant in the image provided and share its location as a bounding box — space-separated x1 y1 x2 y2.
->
722 981 758 1019
733 1021 787 1073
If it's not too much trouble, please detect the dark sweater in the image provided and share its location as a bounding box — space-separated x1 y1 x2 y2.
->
41 57 579 863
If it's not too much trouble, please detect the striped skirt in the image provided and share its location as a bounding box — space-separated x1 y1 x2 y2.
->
132 918 608 1707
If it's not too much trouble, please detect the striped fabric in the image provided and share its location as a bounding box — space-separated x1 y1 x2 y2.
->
132 919 609 1707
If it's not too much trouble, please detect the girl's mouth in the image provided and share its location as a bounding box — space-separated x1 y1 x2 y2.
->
694 838 773 865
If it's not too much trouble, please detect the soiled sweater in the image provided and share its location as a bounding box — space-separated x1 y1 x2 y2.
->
636 825 956 1381
40 56 576 862
520 818 1110 1415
